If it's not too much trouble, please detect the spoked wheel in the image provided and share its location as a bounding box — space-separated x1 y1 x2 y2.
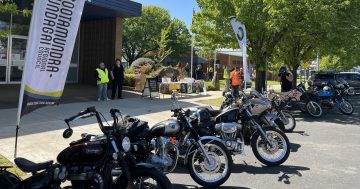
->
187 140 232 187
277 110 296 132
251 127 290 166
338 99 354 115
297 101 307 113
306 101 323 118
116 167 173 189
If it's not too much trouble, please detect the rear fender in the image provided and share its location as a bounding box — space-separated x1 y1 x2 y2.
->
0 170 21 189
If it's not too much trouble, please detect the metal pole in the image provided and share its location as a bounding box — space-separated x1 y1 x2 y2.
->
190 38 194 78
317 52 320 72
213 49 216 71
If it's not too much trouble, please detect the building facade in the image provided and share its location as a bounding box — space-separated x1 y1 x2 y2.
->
0 0 141 85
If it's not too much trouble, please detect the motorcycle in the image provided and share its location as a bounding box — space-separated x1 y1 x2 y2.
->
111 94 233 188
268 83 323 118
190 91 291 166
309 79 354 115
262 92 296 132
219 89 288 132
0 107 172 189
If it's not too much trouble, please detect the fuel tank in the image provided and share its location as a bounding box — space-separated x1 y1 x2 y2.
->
150 119 180 137
215 108 239 123
57 140 106 164
249 98 271 116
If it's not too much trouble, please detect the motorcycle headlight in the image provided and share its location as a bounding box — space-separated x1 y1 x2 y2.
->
121 137 131 152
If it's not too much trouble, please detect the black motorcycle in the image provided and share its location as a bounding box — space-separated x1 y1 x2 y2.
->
0 107 172 189
110 95 233 188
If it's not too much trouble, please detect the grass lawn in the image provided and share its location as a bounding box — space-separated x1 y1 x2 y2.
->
204 80 225 90
0 154 25 177
267 80 280 86
196 97 224 107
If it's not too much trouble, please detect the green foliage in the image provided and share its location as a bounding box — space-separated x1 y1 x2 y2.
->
154 24 173 65
192 0 360 91
0 0 31 16
122 6 191 65
166 18 191 61
124 66 134 74
320 55 341 71
123 74 137 87
197 49 214 63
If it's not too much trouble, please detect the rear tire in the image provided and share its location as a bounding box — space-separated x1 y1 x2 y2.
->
115 167 173 189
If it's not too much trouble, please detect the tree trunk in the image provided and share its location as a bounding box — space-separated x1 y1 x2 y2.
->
211 71 220 90
291 65 299 89
255 70 266 92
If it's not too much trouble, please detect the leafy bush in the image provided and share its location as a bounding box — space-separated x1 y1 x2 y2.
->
123 74 136 87
206 84 218 91
125 66 134 74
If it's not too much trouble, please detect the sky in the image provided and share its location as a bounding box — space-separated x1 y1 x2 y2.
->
133 0 200 29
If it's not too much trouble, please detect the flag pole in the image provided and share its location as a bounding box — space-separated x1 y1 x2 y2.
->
14 0 39 158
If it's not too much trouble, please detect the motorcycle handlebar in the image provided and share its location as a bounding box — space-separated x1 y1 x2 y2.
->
65 106 97 123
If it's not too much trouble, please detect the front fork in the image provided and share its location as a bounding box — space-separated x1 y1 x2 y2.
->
250 119 274 148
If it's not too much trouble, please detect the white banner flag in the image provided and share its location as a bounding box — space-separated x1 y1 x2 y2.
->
230 16 250 88
18 0 86 118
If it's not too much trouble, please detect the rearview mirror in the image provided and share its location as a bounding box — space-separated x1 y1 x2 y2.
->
63 128 73 139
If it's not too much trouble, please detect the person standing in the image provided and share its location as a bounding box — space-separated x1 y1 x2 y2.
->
239 67 244 90
110 59 124 99
230 67 242 96
184 62 190 77
223 65 231 92
278 66 293 92
95 62 110 101
207 64 214 81
195 64 203 80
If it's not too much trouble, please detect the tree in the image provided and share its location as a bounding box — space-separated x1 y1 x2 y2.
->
192 0 288 92
166 18 191 61
153 24 173 66
270 0 360 87
122 6 171 65
122 6 191 65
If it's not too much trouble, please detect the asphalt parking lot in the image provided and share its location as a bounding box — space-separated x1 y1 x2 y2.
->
168 96 360 189
0 93 358 189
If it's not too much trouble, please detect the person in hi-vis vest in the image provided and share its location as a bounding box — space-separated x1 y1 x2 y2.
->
230 67 242 97
94 62 110 101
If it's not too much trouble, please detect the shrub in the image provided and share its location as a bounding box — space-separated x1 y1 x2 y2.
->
206 84 217 91
124 74 136 87
125 66 134 74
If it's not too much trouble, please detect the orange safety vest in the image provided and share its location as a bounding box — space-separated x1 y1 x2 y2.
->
230 70 241 86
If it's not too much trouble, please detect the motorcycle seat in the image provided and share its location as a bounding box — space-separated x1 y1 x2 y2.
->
14 157 53 173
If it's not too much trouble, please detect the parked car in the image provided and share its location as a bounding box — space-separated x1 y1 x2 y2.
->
311 72 360 93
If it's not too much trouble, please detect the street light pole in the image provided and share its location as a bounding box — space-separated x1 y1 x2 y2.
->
190 38 194 78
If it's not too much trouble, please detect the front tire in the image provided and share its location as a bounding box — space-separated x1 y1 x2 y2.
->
338 100 354 115
251 127 290 166
306 101 323 118
187 140 232 188
115 167 173 189
277 110 296 132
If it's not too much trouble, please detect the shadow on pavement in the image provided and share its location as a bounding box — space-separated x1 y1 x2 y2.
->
173 184 249 189
290 142 301 152
287 95 360 125
231 164 310 184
